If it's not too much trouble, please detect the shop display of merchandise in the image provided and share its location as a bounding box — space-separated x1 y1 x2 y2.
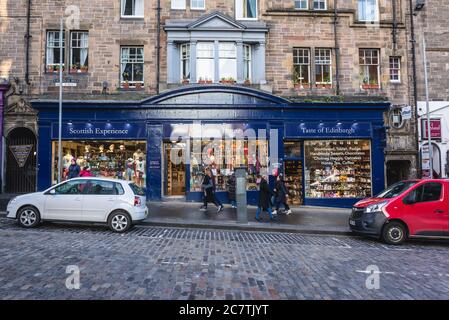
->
284 160 303 205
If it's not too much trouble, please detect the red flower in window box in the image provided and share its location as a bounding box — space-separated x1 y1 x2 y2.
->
182 78 190 85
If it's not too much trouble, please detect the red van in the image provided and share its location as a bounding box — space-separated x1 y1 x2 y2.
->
349 179 449 244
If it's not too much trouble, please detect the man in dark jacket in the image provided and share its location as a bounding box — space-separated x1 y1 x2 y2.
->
255 175 275 222
200 167 223 213
273 174 292 215
67 158 81 179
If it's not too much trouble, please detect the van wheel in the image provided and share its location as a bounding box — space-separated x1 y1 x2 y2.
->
17 206 41 228
108 211 131 233
382 222 407 245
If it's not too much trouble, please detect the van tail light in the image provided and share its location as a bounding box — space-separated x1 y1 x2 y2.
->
134 196 142 206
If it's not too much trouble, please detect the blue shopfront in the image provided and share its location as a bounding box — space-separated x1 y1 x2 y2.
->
33 86 388 208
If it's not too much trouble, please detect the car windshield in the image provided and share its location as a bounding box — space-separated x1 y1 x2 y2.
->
129 183 145 196
375 181 418 199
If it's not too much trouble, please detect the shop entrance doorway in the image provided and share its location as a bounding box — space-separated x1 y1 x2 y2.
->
164 142 186 196
386 160 411 186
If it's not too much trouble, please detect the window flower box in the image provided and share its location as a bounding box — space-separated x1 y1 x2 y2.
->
243 79 251 86
135 82 143 90
205 79 213 84
324 84 332 89
198 78 206 84
122 81 130 89
181 78 190 85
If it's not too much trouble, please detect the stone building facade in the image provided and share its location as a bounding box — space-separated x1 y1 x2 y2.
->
0 0 419 194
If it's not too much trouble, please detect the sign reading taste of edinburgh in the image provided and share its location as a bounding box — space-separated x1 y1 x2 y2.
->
9 145 33 168
51 122 147 139
285 122 372 138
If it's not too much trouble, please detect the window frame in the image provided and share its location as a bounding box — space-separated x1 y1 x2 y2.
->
293 48 311 85
180 43 191 81
389 56 401 83
313 0 327 10
359 48 380 89
46 30 66 72
69 31 89 73
196 42 215 82
218 42 237 81
120 46 145 87
358 0 379 22
190 0 205 10
121 0 144 18
243 44 252 81
294 0 308 10
171 0 186 9
314 48 332 85
236 0 258 21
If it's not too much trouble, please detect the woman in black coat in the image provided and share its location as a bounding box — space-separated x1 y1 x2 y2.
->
273 175 292 215
67 158 81 179
200 168 223 213
255 175 275 222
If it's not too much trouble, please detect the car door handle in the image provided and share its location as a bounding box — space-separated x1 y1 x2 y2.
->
434 210 445 214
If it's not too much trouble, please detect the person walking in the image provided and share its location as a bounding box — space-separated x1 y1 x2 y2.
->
226 173 237 209
200 167 223 213
255 175 275 222
67 158 81 179
273 174 292 215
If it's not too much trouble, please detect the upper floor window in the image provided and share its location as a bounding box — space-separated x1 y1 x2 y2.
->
180 43 190 81
313 0 326 10
315 49 331 85
191 0 205 10
389 56 401 83
293 48 310 85
219 42 237 81
358 0 378 22
121 46 144 87
121 0 144 18
70 31 89 73
171 0 186 9
46 31 65 73
294 0 308 9
236 0 257 20
197 42 215 82
359 48 380 89
243 44 252 81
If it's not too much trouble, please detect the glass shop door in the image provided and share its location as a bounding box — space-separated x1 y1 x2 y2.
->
164 142 186 196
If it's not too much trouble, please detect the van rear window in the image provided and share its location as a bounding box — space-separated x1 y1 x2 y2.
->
129 183 146 196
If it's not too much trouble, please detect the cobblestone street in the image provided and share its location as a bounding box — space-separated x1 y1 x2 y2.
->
1 217 449 300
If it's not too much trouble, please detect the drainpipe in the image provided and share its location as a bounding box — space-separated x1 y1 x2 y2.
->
409 0 420 177
392 0 397 46
333 0 340 95
156 0 161 94
25 0 32 85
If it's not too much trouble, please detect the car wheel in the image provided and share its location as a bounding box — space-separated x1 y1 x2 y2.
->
382 221 407 245
17 206 41 228
108 211 131 233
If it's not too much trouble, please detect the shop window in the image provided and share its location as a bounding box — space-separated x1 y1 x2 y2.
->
120 46 144 88
52 141 146 187
196 42 215 82
191 0 205 10
121 0 144 18
389 56 401 83
70 31 89 74
243 44 252 82
359 48 380 89
304 140 372 198
171 0 186 9
293 48 310 86
180 43 190 81
190 138 268 192
358 0 378 22
236 0 258 20
313 0 326 10
284 140 302 158
219 42 237 82
46 31 65 73
294 0 308 10
315 48 332 87
283 140 303 205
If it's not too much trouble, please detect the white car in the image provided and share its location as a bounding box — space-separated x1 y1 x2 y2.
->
6 177 149 233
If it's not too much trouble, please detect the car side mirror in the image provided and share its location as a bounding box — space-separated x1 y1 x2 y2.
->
49 189 56 195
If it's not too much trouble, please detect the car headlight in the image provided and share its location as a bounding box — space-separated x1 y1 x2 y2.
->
364 201 388 214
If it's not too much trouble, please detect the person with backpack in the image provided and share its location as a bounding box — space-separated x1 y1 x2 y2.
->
255 175 276 222
273 174 292 215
